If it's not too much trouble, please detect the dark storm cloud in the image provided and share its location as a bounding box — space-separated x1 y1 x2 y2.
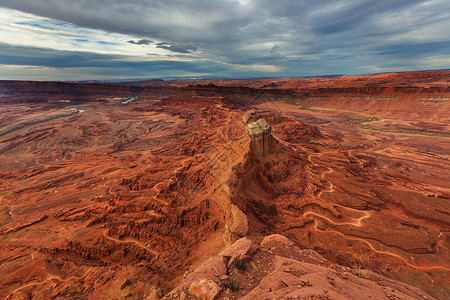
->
270 45 280 56
128 39 153 45
309 0 426 35
0 43 218 73
1 0 449 78
376 41 450 57
0 0 240 41
156 42 197 54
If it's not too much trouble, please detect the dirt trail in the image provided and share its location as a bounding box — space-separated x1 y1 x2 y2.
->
4 269 92 300
102 229 159 259
152 157 194 205
152 181 169 205
174 157 194 175
303 210 371 228
311 223 450 271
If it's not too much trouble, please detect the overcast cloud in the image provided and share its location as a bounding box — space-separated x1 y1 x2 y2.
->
0 0 449 80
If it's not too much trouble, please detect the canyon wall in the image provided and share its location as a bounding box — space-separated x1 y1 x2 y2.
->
0 80 178 103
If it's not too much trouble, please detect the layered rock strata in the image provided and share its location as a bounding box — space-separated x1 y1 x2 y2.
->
245 118 275 160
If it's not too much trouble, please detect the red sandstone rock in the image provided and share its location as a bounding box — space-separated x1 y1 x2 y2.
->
245 118 276 160
162 256 226 299
220 237 256 259
242 256 420 300
228 205 248 237
188 279 222 300
219 237 257 268
260 234 294 247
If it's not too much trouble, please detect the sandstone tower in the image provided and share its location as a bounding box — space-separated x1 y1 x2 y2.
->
245 118 275 160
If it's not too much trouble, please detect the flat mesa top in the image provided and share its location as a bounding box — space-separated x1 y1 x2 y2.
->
245 118 271 136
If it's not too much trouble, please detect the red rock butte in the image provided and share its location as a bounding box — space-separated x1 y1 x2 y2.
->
0 70 449 299
245 118 276 160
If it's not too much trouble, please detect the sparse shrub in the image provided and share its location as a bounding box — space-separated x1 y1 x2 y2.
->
221 277 239 292
353 266 363 278
353 266 369 279
233 259 247 272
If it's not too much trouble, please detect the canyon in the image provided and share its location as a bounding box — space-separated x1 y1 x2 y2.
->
0 70 449 299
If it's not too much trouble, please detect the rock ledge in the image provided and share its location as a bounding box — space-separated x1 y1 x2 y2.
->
162 235 434 299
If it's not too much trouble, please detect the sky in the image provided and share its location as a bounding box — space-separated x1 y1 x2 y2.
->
0 0 449 80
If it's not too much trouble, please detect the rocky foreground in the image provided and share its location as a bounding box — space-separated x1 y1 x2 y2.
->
163 234 433 300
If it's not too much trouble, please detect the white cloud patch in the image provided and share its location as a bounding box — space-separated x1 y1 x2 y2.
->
230 63 283 73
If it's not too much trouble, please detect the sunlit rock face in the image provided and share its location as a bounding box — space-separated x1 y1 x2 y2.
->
245 118 274 160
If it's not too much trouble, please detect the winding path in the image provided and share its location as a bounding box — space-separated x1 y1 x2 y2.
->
102 229 159 260
4 269 92 299
274 134 449 272
151 157 193 205
303 210 371 228
310 223 450 271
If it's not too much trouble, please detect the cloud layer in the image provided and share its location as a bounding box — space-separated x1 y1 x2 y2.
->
0 0 449 80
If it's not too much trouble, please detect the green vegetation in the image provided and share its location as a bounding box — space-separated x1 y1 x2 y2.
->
350 115 379 129
285 100 299 106
285 100 314 110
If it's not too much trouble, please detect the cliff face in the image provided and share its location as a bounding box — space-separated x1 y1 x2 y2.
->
245 119 275 160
